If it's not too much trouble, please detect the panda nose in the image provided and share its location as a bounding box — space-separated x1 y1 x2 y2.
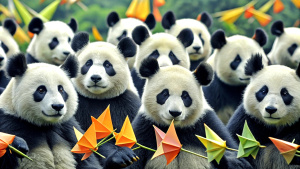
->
0 57 3 62
63 52 70 56
169 110 181 117
52 104 64 111
193 46 201 52
91 75 101 83
265 106 277 115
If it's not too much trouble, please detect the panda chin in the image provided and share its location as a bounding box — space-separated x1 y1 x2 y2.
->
189 53 203 61
52 57 66 65
263 117 281 124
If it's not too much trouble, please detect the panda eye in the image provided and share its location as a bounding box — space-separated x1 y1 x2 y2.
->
37 86 47 94
199 33 205 45
85 60 92 66
281 88 288 96
105 62 112 68
255 85 268 102
58 85 64 93
68 37 71 42
181 91 192 107
234 55 241 63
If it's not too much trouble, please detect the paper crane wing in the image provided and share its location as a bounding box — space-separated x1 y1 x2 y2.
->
151 143 165 160
126 0 138 18
0 149 6 158
72 123 97 152
237 135 260 159
292 0 300 9
0 132 15 149
92 26 103 41
39 0 60 20
219 7 245 24
153 125 166 148
13 0 32 26
273 0 284 13
249 9 272 27
204 124 225 145
259 0 275 13
115 116 136 148
92 105 113 139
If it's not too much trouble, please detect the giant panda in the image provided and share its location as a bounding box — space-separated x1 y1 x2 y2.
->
227 54 300 169
203 28 269 124
131 25 193 97
0 54 101 169
162 11 212 71
26 17 77 65
0 41 10 89
115 57 252 169
268 20 300 69
0 18 20 57
71 32 140 168
106 11 156 69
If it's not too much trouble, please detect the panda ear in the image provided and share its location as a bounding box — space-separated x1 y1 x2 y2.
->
177 28 194 48
211 29 226 49
68 18 77 32
245 54 264 76
199 12 212 28
6 53 27 77
28 17 44 35
144 13 156 30
252 28 268 47
139 57 160 78
71 32 89 52
162 11 176 30
132 26 150 45
271 20 284 36
60 55 79 78
193 62 213 86
3 19 17 36
117 37 137 58
107 11 120 27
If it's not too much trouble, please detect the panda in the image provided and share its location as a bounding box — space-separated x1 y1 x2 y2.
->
26 17 77 65
268 20 300 69
70 32 140 168
0 18 20 58
203 28 269 124
0 41 10 89
106 11 156 69
162 11 213 71
0 54 101 169
227 54 300 169
113 57 252 169
131 25 193 97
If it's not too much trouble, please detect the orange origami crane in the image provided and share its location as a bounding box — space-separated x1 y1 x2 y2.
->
91 105 113 139
115 116 137 148
269 137 300 164
273 0 284 13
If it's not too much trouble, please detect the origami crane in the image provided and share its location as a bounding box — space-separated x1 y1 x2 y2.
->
115 116 137 148
269 137 300 164
91 105 113 139
126 0 150 21
237 121 265 159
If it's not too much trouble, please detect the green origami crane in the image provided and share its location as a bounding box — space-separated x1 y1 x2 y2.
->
236 121 265 159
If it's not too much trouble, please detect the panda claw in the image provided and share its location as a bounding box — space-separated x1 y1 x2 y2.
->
136 156 140 160
133 157 137 162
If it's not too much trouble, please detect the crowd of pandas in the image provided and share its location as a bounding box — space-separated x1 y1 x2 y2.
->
0 9 299 169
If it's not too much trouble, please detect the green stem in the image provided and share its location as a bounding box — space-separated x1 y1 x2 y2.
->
296 150 300 154
226 147 238 151
98 136 115 147
259 145 266 148
8 145 33 161
131 146 141 151
181 148 207 159
295 154 300 158
90 149 106 158
96 129 116 148
135 143 156 152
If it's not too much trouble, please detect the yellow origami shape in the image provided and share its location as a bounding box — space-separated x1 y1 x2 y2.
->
92 26 103 41
115 116 137 148
219 7 245 24
91 105 113 139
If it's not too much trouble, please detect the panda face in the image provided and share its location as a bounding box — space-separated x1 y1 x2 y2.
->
166 19 211 61
0 42 7 70
244 65 300 126
0 27 19 58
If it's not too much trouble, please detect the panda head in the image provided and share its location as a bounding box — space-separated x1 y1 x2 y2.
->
0 41 7 71
162 11 212 61
106 11 156 45
71 32 137 99
132 25 193 75
244 54 300 127
139 57 213 127
0 53 79 126
0 19 19 57
211 28 269 86
27 17 77 65
269 20 300 69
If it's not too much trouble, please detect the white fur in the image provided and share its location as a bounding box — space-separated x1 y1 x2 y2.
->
0 41 7 70
0 27 19 57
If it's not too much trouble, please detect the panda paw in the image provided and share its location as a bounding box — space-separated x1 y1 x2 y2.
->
11 136 29 158
104 147 139 169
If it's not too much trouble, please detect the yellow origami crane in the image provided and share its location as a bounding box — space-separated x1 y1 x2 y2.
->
126 0 150 21
115 116 137 148
237 121 265 159
91 105 113 139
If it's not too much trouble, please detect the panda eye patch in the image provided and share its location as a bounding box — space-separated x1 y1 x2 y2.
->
58 85 68 101
230 54 242 70
49 37 59 50
1 42 9 53
255 85 268 102
169 51 180 65
68 37 71 42
199 33 205 45
181 91 192 107
33 85 47 102
81 59 93 75
103 60 116 76
117 30 127 41
288 43 298 56
148 50 159 59
157 89 169 105
280 88 293 105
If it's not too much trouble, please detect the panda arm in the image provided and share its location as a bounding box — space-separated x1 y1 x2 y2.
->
131 68 146 97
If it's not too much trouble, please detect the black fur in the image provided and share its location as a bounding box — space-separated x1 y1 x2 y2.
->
28 17 44 35
71 32 89 52
6 53 27 77
200 12 213 28
131 68 146 97
245 54 264 76
193 62 213 86
177 28 194 48
3 19 17 36
60 55 79 78
144 13 156 30
103 60 116 76
0 71 10 88
117 30 127 41
25 53 39 64
48 37 59 50
33 85 47 102
296 63 300 78
156 89 169 105
211 29 226 49
1 42 9 54
68 18 77 32
0 87 4 95
0 110 101 169
117 37 137 58
162 11 176 30
288 43 298 56
253 28 268 47
169 51 180 65
271 20 284 36
132 26 150 45
107 11 120 27
139 57 159 78
190 58 205 71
